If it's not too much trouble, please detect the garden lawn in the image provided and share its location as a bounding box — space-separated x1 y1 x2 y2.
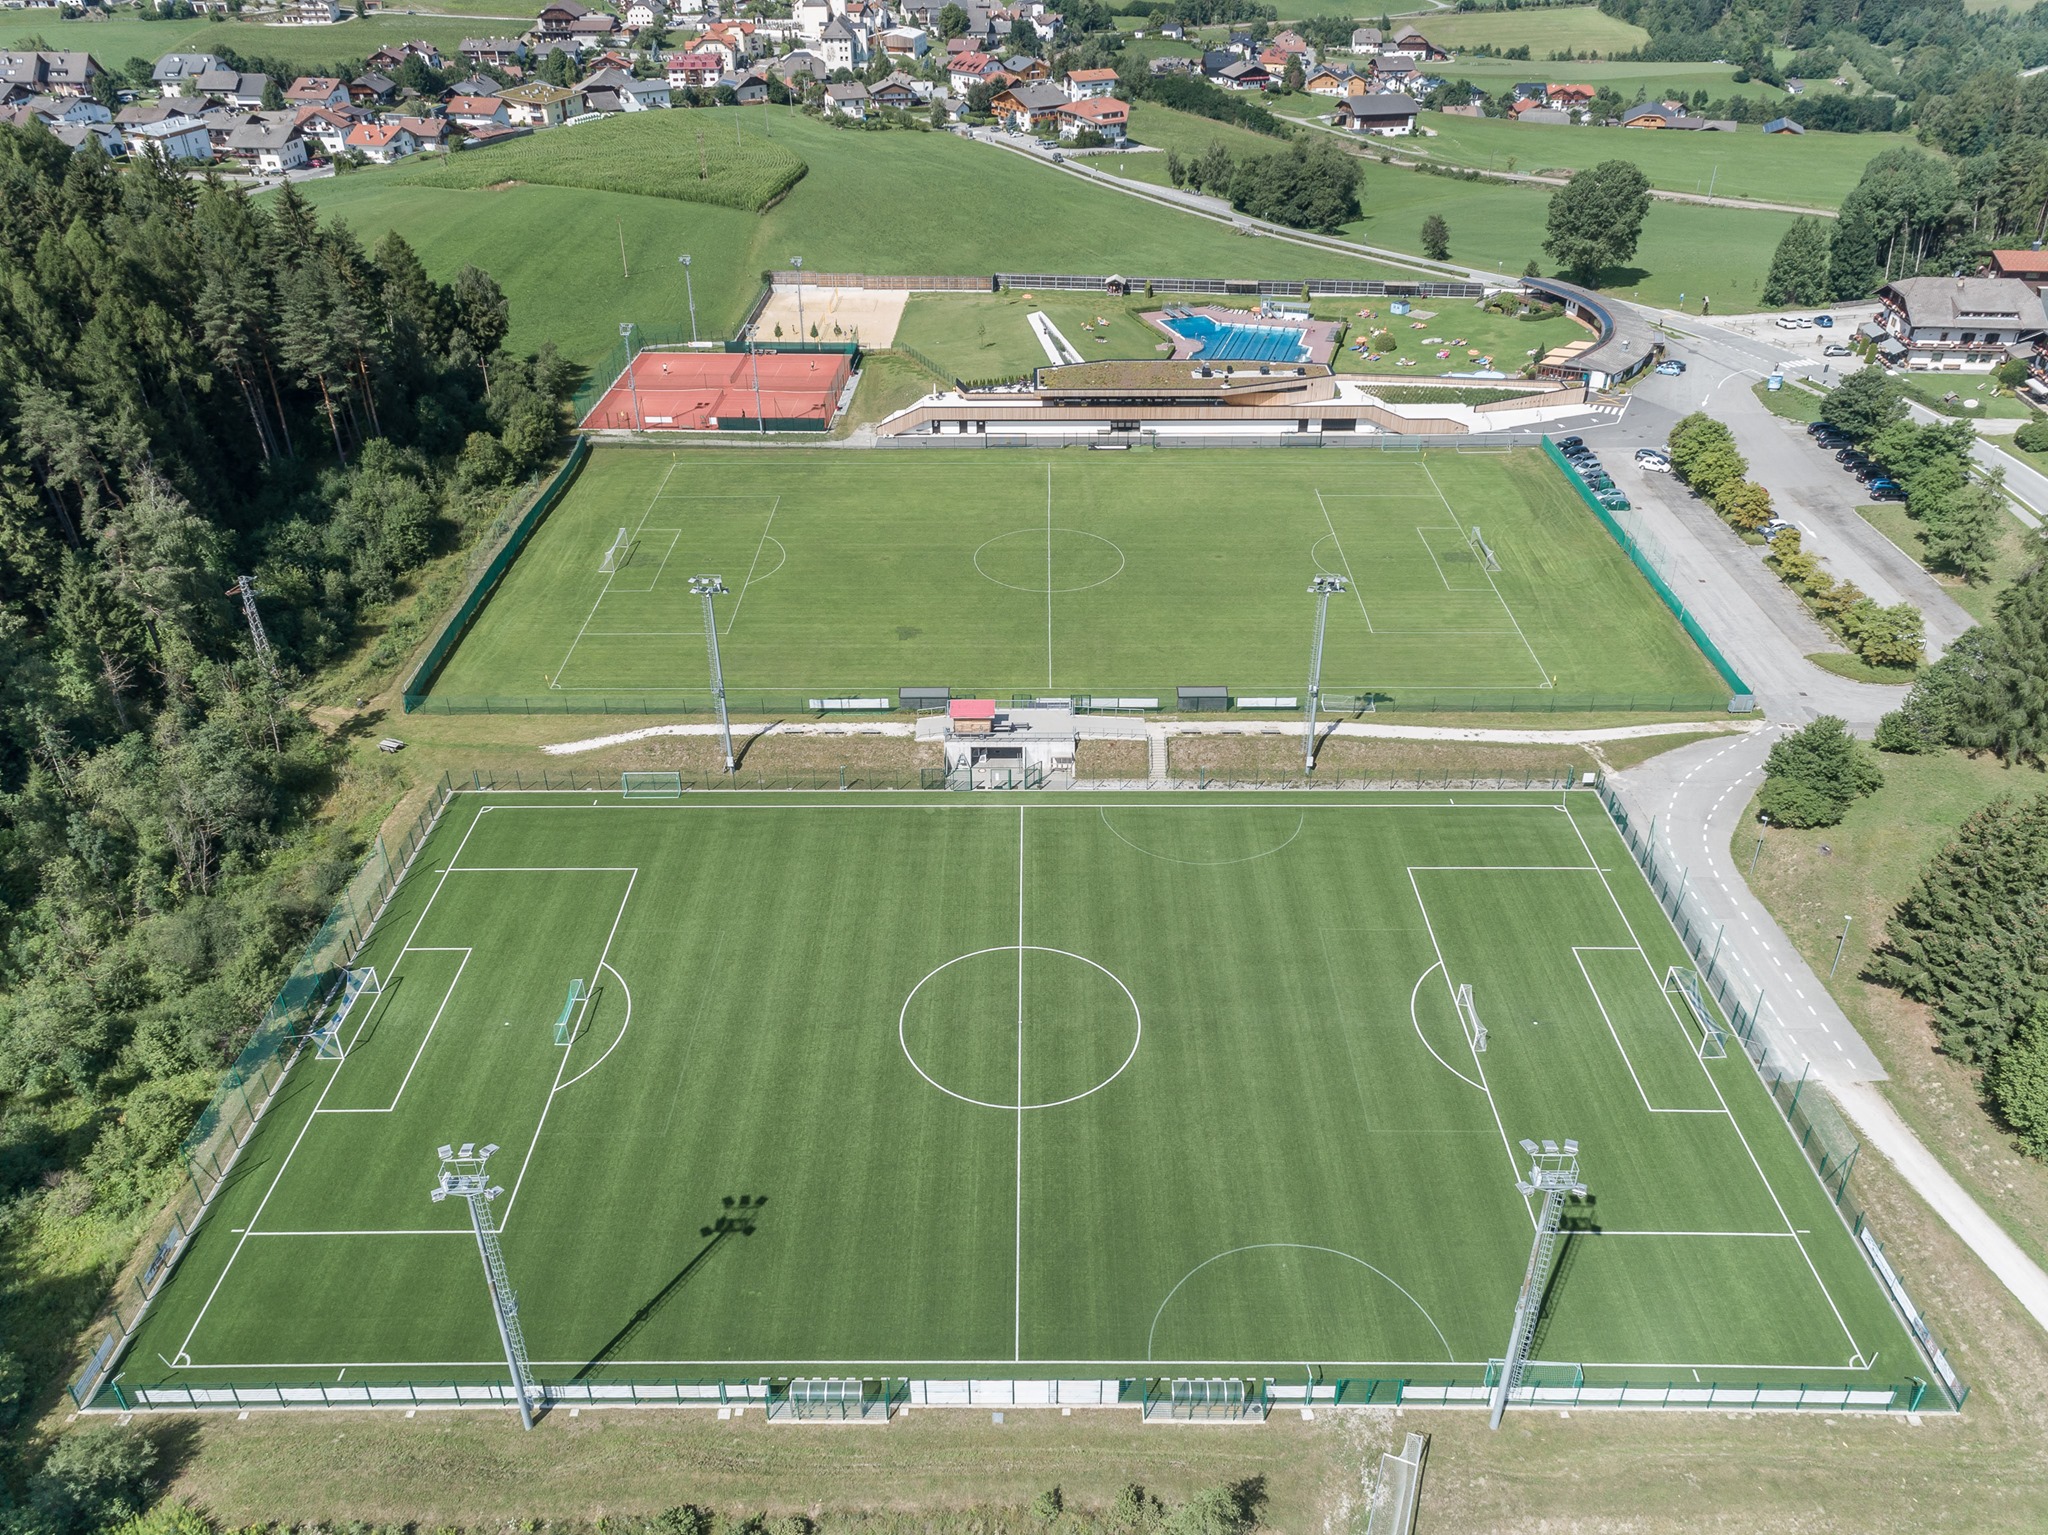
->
1852 499 2040 626
1892 372 2038 421
894 291 1171 380
1417 4 1649 54
303 111 1408 367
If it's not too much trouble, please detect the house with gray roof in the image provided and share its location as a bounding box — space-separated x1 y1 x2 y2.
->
1876 276 2045 372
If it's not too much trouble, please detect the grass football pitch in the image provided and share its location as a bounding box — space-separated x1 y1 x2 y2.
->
424 448 1729 708
115 789 1918 1401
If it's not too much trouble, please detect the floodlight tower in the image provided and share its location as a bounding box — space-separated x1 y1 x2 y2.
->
1304 574 1347 773
227 576 274 670
790 256 805 339
1489 1137 1587 1430
678 254 698 345
430 1142 539 1430
619 322 643 430
691 576 735 772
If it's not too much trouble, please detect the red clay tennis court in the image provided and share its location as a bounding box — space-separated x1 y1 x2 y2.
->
579 349 854 432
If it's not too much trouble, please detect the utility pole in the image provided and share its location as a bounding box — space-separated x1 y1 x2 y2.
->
790 255 805 339
1830 914 1852 978
228 576 273 669
1304 574 1346 773
431 1143 539 1430
692 576 735 771
1490 1138 1586 1430
679 254 698 344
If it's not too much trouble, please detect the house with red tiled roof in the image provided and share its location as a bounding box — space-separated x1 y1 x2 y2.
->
1056 94 1127 142
445 94 510 129
1064 66 1117 100
344 121 418 162
286 76 348 108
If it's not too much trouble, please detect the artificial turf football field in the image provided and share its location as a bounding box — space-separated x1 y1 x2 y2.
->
115 789 1920 1401
422 448 1731 708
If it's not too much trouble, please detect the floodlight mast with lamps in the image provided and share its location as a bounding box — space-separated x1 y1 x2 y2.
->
790 256 805 339
619 322 642 430
1489 1137 1587 1430
691 576 735 770
1304 574 1346 773
430 1142 539 1429
678 254 697 344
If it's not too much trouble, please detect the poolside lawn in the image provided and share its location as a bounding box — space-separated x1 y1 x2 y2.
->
893 291 1174 380
1893 372 2039 421
1319 294 1586 377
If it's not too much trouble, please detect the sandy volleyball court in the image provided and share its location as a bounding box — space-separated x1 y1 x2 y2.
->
753 284 909 346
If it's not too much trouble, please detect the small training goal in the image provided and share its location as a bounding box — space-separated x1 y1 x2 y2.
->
1665 966 1726 1059
599 528 633 574
1467 526 1501 573
313 966 380 1060
1455 982 1487 1054
622 771 684 798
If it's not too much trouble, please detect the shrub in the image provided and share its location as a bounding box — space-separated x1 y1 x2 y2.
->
28 1426 160 1535
1757 715 1882 828
2013 418 2048 454
1989 1001 2048 1158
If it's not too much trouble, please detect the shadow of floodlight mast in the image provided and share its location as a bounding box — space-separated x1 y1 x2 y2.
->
571 1195 766 1384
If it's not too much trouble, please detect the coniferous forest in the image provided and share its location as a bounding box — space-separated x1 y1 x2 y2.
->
0 120 571 1510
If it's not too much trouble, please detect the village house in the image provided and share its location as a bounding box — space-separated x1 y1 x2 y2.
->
288 0 343 24
294 104 358 156
445 93 510 130
577 67 672 111
152 53 224 93
394 116 451 151
537 1 593 41
1064 66 1116 100
1384 27 1448 61
823 80 869 119
190 70 269 109
1349 26 1381 53
1214 58 1272 91
666 50 724 87
819 15 867 70
344 121 418 163
285 77 349 109
1546 83 1595 108
222 118 307 174
1334 91 1417 135
1055 94 1126 142
0 50 101 98
461 38 528 69
1763 115 1804 134
1303 62 1360 97
719 69 770 104
349 73 397 106
990 78 1066 131
772 50 830 87
1874 276 2045 373
497 81 577 126
871 71 922 109
128 115 213 162
878 27 929 59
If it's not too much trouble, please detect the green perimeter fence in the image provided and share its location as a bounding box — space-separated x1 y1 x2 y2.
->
441 765 1586 793
1594 773 1969 1410
67 775 462 1411
405 690 1739 718
566 322 863 426
97 1371 1934 1417
400 438 591 711
1542 437 1753 711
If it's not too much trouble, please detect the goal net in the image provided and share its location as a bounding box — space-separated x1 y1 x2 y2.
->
554 979 586 1046
621 771 683 798
599 527 632 574
1363 1432 1429 1535
1455 982 1487 1054
315 966 380 1060
1664 966 1726 1059
1468 526 1501 573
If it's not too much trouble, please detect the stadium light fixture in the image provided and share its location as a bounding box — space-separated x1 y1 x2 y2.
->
790 256 805 339
691 576 735 771
619 322 642 431
430 1141 538 1429
1304 574 1347 774
1491 1135 1587 1430
678 255 698 345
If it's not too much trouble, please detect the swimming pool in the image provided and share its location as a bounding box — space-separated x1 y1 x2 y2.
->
1162 312 1313 364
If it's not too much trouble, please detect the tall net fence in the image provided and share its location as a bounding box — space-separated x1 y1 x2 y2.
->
68 775 459 1410
1594 773 1968 1409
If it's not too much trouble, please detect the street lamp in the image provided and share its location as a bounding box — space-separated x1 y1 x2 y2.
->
1304 574 1346 773
678 254 697 345
790 256 805 341
691 576 735 771
619 322 641 430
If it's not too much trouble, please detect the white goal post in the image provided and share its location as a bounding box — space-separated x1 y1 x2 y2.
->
314 966 381 1060
1664 966 1726 1059
599 527 632 573
621 771 684 798
1467 526 1500 573
1455 982 1486 1054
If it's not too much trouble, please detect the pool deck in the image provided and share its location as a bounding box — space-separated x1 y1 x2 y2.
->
1143 304 1343 367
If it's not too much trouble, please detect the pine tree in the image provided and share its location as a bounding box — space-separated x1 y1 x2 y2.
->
1758 715 1882 827
1956 563 2048 765
1989 1000 2048 1159
1420 213 1450 261
1872 791 2048 1061
1762 217 1831 306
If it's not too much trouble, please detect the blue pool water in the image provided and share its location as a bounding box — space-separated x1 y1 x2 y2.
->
1163 313 1312 364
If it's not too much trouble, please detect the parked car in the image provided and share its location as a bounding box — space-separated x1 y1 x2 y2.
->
1654 359 1687 375
1637 456 1672 473
1814 314 1834 328
1774 316 1803 330
1586 475 1616 492
1555 435 1584 451
1633 446 1668 462
1836 447 1868 464
1869 481 1906 501
1598 493 1631 511
1759 518 1796 540
1822 344 1852 357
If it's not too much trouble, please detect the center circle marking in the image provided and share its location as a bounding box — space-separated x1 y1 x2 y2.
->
899 945 1142 1110
973 529 1127 594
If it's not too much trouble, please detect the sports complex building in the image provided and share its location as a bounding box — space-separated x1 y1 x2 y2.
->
62 270 1967 1448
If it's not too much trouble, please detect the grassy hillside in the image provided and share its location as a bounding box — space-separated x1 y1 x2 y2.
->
1 12 484 72
391 110 809 212
1444 57 1814 104
1407 110 1907 207
305 111 1409 364
1418 4 1651 53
